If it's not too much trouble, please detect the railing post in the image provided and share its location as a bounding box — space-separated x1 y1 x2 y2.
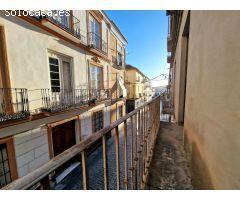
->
134 113 138 190
102 135 108 190
114 126 120 190
124 120 128 190
130 116 134 190
81 151 88 190
40 175 50 190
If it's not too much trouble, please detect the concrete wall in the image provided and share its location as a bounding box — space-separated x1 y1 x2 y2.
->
13 127 49 177
173 11 240 189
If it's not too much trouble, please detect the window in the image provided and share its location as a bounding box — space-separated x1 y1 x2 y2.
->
117 45 122 66
49 55 72 92
52 10 70 29
118 105 123 118
0 143 11 188
49 57 60 91
89 15 101 49
117 52 122 66
90 65 102 89
92 110 103 132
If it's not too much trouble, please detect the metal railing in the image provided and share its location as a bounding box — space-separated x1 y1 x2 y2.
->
112 56 123 69
2 96 160 190
0 88 30 123
41 88 110 113
42 11 86 44
88 32 107 54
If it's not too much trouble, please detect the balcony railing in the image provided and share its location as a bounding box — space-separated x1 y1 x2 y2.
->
42 11 86 44
167 36 173 52
88 32 107 54
112 56 123 69
0 88 30 123
167 53 172 64
41 88 110 113
3 96 160 190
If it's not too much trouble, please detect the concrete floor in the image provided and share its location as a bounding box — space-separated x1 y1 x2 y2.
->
145 122 193 190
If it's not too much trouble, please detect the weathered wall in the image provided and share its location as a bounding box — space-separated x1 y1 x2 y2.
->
173 11 240 189
0 13 110 111
13 127 49 177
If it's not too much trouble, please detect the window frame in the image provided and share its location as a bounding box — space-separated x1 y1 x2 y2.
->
88 61 104 90
48 52 73 92
118 105 123 119
0 137 18 188
92 109 104 133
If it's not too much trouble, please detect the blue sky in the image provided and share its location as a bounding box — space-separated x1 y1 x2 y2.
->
105 10 169 86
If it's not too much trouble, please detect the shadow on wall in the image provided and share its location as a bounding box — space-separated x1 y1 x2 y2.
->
184 129 214 189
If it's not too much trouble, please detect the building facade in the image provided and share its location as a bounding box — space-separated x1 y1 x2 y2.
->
125 64 152 113
167 11 240 189
0 10 127 188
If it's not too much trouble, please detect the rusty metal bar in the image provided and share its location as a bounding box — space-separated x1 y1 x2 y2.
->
137 110 141 189
124 120 128 190
134 113 138 190
115 126 120 190
102 134 108 190
81 151 88 190
130 116 134 190
2 96 160 190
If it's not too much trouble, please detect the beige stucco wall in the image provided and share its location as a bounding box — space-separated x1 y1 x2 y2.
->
0 13 111 112
126 69 145 99
173 11 240 189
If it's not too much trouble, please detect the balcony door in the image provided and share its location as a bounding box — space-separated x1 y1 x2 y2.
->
49 53 73 106
52 10 70 29
89 64 103 99
89 15 101 49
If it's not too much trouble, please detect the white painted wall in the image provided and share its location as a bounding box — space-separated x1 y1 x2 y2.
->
13 127 49 177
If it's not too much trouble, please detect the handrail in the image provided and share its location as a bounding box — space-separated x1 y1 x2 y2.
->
3 95 160 190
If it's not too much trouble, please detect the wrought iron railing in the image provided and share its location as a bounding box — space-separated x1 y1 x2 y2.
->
88 32 107 54
0 88 30 123
42 10 86 44
2 96 160 190
40 88 110 113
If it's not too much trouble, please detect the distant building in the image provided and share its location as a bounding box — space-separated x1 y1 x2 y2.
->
125 64 153 113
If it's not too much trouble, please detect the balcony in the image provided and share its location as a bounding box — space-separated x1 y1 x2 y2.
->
3 96 161 190
41 11 86 45
167 53 172 64
167 35 173 52
40 88 110 113
0 88 30 123
112 56 123 69
88 32 107 55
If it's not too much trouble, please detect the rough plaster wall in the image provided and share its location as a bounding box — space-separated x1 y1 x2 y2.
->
183 11 240 189
13 127 49 177
173 11 189 122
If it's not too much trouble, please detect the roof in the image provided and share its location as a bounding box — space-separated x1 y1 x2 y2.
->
126 64 149 79
101 11 128 44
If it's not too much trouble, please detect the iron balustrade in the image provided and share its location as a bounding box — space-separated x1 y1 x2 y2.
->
2 96 160 190
0 88 30 123
88 32 107 54
41 88 110 113
42 11 86 44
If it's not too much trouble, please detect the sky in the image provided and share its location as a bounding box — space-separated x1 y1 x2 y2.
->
105 10 169 87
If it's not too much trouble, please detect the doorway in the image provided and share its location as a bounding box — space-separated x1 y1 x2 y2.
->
52 120 76 156
179 13 190 124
